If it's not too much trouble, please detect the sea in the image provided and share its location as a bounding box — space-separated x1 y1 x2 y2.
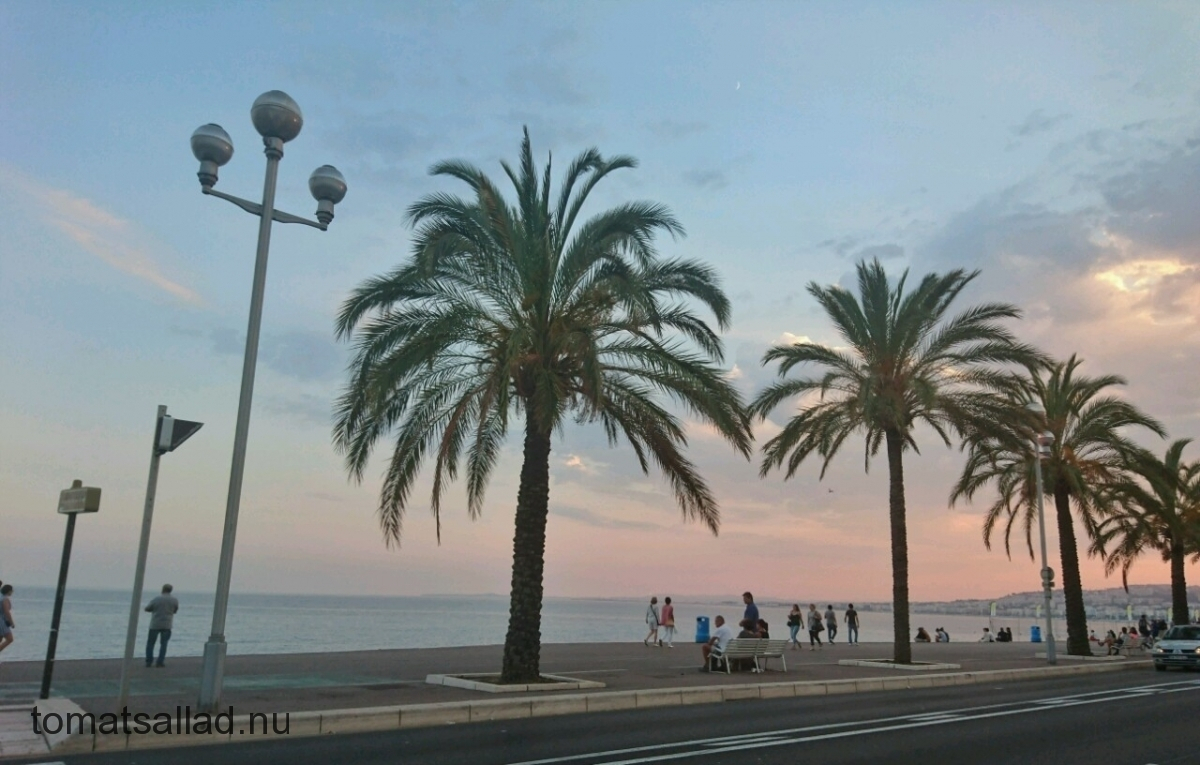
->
0 586 1134 663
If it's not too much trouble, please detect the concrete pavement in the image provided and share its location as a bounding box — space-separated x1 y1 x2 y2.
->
0 641 1152 757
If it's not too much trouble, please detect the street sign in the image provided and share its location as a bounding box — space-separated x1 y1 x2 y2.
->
156 415 203 453
57 484 101 515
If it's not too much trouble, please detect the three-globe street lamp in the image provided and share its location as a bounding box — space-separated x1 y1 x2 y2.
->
191 91 346 711
1027 402 1057 665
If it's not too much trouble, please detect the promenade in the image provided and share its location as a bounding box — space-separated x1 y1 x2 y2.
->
0 640 1149 757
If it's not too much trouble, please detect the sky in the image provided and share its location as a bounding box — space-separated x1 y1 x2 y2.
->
1 1 1198 605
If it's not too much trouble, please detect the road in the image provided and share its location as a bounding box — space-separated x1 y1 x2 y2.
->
16 671 1197 764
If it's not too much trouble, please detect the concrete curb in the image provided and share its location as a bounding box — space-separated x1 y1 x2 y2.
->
45 660 1151 756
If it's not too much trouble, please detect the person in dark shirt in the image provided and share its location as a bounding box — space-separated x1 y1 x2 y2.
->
739 592 759 633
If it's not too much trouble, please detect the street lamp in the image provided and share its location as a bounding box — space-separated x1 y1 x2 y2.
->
1027 401 1057 665
192 91 346 711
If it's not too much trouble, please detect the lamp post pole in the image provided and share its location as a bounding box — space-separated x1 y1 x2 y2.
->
117 407 202 711
1028 402 1057 665
191 92 346 711
41 480 101 699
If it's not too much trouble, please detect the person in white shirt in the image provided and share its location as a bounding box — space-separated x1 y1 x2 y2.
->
979 627 995 643
701 615 735 670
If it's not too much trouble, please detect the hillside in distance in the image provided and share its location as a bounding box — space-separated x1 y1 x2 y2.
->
856 584 1200 619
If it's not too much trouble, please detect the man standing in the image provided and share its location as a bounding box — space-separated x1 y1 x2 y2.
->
144 584 179 668
824 605 838 644
701 615 735 670
845 604 860 645
740 592 759 633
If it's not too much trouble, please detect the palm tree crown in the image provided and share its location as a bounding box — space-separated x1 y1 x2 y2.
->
751 258 1043 663
951 354 1166 653
334 129 750 681
1093 439 1200 624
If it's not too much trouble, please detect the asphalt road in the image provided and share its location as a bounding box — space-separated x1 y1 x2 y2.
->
17 670 1198 765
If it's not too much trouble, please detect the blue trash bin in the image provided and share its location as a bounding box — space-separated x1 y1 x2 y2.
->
695 616 710 643
1030 625 1042 643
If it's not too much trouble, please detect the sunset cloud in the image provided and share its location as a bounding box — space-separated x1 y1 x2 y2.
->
3 167 202 305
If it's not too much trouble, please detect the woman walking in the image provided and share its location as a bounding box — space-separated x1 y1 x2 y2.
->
807 603 824 650
644 597 660 647
660 597 676 647
787 604 802 650
0 583 15 655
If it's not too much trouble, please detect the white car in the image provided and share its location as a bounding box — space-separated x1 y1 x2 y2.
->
1152 625 1200 671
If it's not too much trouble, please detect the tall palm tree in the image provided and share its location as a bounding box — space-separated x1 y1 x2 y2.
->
750 259 1042 664
333 130 752 683
951 355 1166 655
1093 439 1200 625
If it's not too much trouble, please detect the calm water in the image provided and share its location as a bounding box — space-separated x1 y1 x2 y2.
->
0 587 1133 663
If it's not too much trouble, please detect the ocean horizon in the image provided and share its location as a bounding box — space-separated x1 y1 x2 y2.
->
0 586 1142 664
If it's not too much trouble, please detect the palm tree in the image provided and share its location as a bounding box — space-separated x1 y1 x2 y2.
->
1093 439 1200 625
750 259 1042 664
333 130 752 683
951 355 1166 655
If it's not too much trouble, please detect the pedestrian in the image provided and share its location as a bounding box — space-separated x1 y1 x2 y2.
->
740 592 759 633
660 597 676 648
144 584 179 668
787 604 803 649
0 583 15 655
807 603 824 649
824 604 838 644
643 596 660 647
844 603 860 645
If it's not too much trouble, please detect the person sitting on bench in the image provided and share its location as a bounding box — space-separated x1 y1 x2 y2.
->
701 615 735 670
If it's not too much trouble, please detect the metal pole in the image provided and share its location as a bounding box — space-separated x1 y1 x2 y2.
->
1033 441 1057 665
40 512 78 699
117 405 167 710
199 137 282 711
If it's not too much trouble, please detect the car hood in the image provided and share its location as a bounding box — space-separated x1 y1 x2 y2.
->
1154 640 1200 650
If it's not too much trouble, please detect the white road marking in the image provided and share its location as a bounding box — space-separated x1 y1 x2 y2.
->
508 679 1200 765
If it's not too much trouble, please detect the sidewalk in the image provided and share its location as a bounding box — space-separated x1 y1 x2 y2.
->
0 641 1149 757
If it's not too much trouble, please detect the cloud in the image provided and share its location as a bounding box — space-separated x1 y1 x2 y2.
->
682 169 729 190
909 127 1200 437
211 328 344 381
284 49 398 100
551 504 665 531
262 393 333 428
2 166 202 305
853 243 905 262
774 332 813 346
1011 109 1071 138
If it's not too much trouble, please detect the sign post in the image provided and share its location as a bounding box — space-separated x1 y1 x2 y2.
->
40 480 101 699
117 406 202 711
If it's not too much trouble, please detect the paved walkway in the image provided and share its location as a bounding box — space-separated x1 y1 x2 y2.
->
0 641 1146 757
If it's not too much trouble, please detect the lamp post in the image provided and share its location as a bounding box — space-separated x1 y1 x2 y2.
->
191 91 346 711
1027 402 1057 665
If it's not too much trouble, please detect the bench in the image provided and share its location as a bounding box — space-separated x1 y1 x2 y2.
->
1118 638 1148 657
709 638 790 674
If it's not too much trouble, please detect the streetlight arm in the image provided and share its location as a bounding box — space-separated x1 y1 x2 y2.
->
201 187 327 231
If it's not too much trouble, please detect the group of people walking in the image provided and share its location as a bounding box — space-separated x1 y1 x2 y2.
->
785 603 859 649
644 596 677 647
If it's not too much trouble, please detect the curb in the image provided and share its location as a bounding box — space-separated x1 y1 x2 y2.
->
46 660 1151 756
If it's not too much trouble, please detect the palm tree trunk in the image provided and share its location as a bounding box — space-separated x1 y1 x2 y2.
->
1052 484 1091 656
885 429 912 664
1170 545 1188 626
500 411 553 683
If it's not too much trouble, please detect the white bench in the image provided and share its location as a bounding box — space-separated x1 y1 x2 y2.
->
709 638 790 674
